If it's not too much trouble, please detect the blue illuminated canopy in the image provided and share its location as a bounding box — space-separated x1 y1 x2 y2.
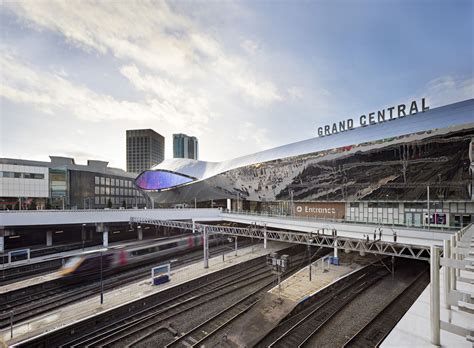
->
135 170 195 190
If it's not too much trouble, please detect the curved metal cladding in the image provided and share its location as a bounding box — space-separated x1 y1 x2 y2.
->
139 99 474 203
135 170 196 191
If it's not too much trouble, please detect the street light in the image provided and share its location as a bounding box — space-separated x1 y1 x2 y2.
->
81 224 86 251
100 250 104 304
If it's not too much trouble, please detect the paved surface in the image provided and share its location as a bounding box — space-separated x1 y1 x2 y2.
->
223 213 454 247
233 251 378 347
382 267 473 348
0 272 62 294
2 242 287 345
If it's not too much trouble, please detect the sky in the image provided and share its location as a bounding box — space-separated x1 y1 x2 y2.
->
0 0 473 170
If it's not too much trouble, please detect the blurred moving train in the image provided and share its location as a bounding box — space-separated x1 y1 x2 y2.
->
60 234 224 277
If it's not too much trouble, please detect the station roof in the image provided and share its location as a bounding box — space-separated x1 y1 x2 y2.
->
151 98 474 181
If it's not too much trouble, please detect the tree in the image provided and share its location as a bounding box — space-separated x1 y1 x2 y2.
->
107 198 113 209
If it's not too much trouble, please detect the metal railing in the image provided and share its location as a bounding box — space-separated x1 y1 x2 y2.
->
221 209 459 232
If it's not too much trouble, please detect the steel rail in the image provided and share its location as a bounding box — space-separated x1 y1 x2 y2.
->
66 264 271 347
342 269 429 348
267 268 387 348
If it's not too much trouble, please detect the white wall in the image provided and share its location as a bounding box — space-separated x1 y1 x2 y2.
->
0 208 221 226
0 164 49 198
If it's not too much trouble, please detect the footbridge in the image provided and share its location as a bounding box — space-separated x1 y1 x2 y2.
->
131 217 437 261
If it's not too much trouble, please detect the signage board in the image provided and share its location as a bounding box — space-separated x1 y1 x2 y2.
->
294 202 346 219
317 98 429 137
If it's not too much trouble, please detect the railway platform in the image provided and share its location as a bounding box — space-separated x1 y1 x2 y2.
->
382 225 474 348
2 241 287 346
228 251 379 347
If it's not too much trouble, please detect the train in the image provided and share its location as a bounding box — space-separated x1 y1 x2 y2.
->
59 233 224 277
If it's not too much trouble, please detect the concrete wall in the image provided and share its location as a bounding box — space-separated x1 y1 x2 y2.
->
0 208 221 227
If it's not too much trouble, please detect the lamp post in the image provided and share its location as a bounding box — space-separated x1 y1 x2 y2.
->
81 224 86 251
100 250 104 304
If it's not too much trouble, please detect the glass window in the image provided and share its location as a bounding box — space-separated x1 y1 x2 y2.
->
95 197 100 204
135 170 195 190
105 187 110 195
100 187 105 195
100 177 105 185
95 186 100 195
111 178 115 186
111 188 115 195
106 177 110 186
14 172 22 178
100 197 106 204
95 176 100 185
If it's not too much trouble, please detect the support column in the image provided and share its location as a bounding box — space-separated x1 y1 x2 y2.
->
46 231 53 247
0 228 5 253
430 245 440 346
203 226 209 269
81 225 87 242
234 236 238 256
450 235 456 290
137 226 143 241
455 233 461 277
443 239 451 309
334 247 338 258
192 220 195 234
263 225 267 249
103 229 109 248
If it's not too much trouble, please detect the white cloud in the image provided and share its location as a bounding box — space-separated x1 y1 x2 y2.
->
424 76 473 107
0 54 160 122
5 0 283 106
241 39 260 55
237 121 274 151
287 86 304 100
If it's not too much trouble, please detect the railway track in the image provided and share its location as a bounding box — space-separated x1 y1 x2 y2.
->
0 243 253 328
343 269 430 347
257 265 388 348
61 263 273 347
53 248 321 347
128 250 330 348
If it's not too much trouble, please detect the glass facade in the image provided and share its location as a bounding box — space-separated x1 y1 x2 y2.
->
50 167 67 198
135 170 195 190
93 175 146 208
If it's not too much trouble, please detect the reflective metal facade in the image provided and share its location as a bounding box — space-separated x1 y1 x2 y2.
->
137 99 474 204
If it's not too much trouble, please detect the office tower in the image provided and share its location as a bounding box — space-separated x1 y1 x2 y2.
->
173 134 199 160
126 129 164 173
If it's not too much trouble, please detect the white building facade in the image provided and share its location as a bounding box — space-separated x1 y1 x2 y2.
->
0 163 49 209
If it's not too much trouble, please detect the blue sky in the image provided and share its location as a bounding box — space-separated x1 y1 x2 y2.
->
0 0 472 169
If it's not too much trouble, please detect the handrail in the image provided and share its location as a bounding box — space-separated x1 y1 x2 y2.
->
221 209 459 232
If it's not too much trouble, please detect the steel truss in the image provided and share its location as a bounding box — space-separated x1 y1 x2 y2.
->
130 217 436 261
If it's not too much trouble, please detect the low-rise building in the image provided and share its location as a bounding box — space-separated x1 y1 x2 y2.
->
0 156 148 210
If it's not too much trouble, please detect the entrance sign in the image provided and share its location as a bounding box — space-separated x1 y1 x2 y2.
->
317 98 429 137
294 202 346 219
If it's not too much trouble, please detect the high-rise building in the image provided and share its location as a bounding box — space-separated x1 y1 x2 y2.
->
173 134 199 160
126 129 164 173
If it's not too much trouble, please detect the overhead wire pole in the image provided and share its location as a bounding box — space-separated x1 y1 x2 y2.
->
203 225 209 268
430 245 440 345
